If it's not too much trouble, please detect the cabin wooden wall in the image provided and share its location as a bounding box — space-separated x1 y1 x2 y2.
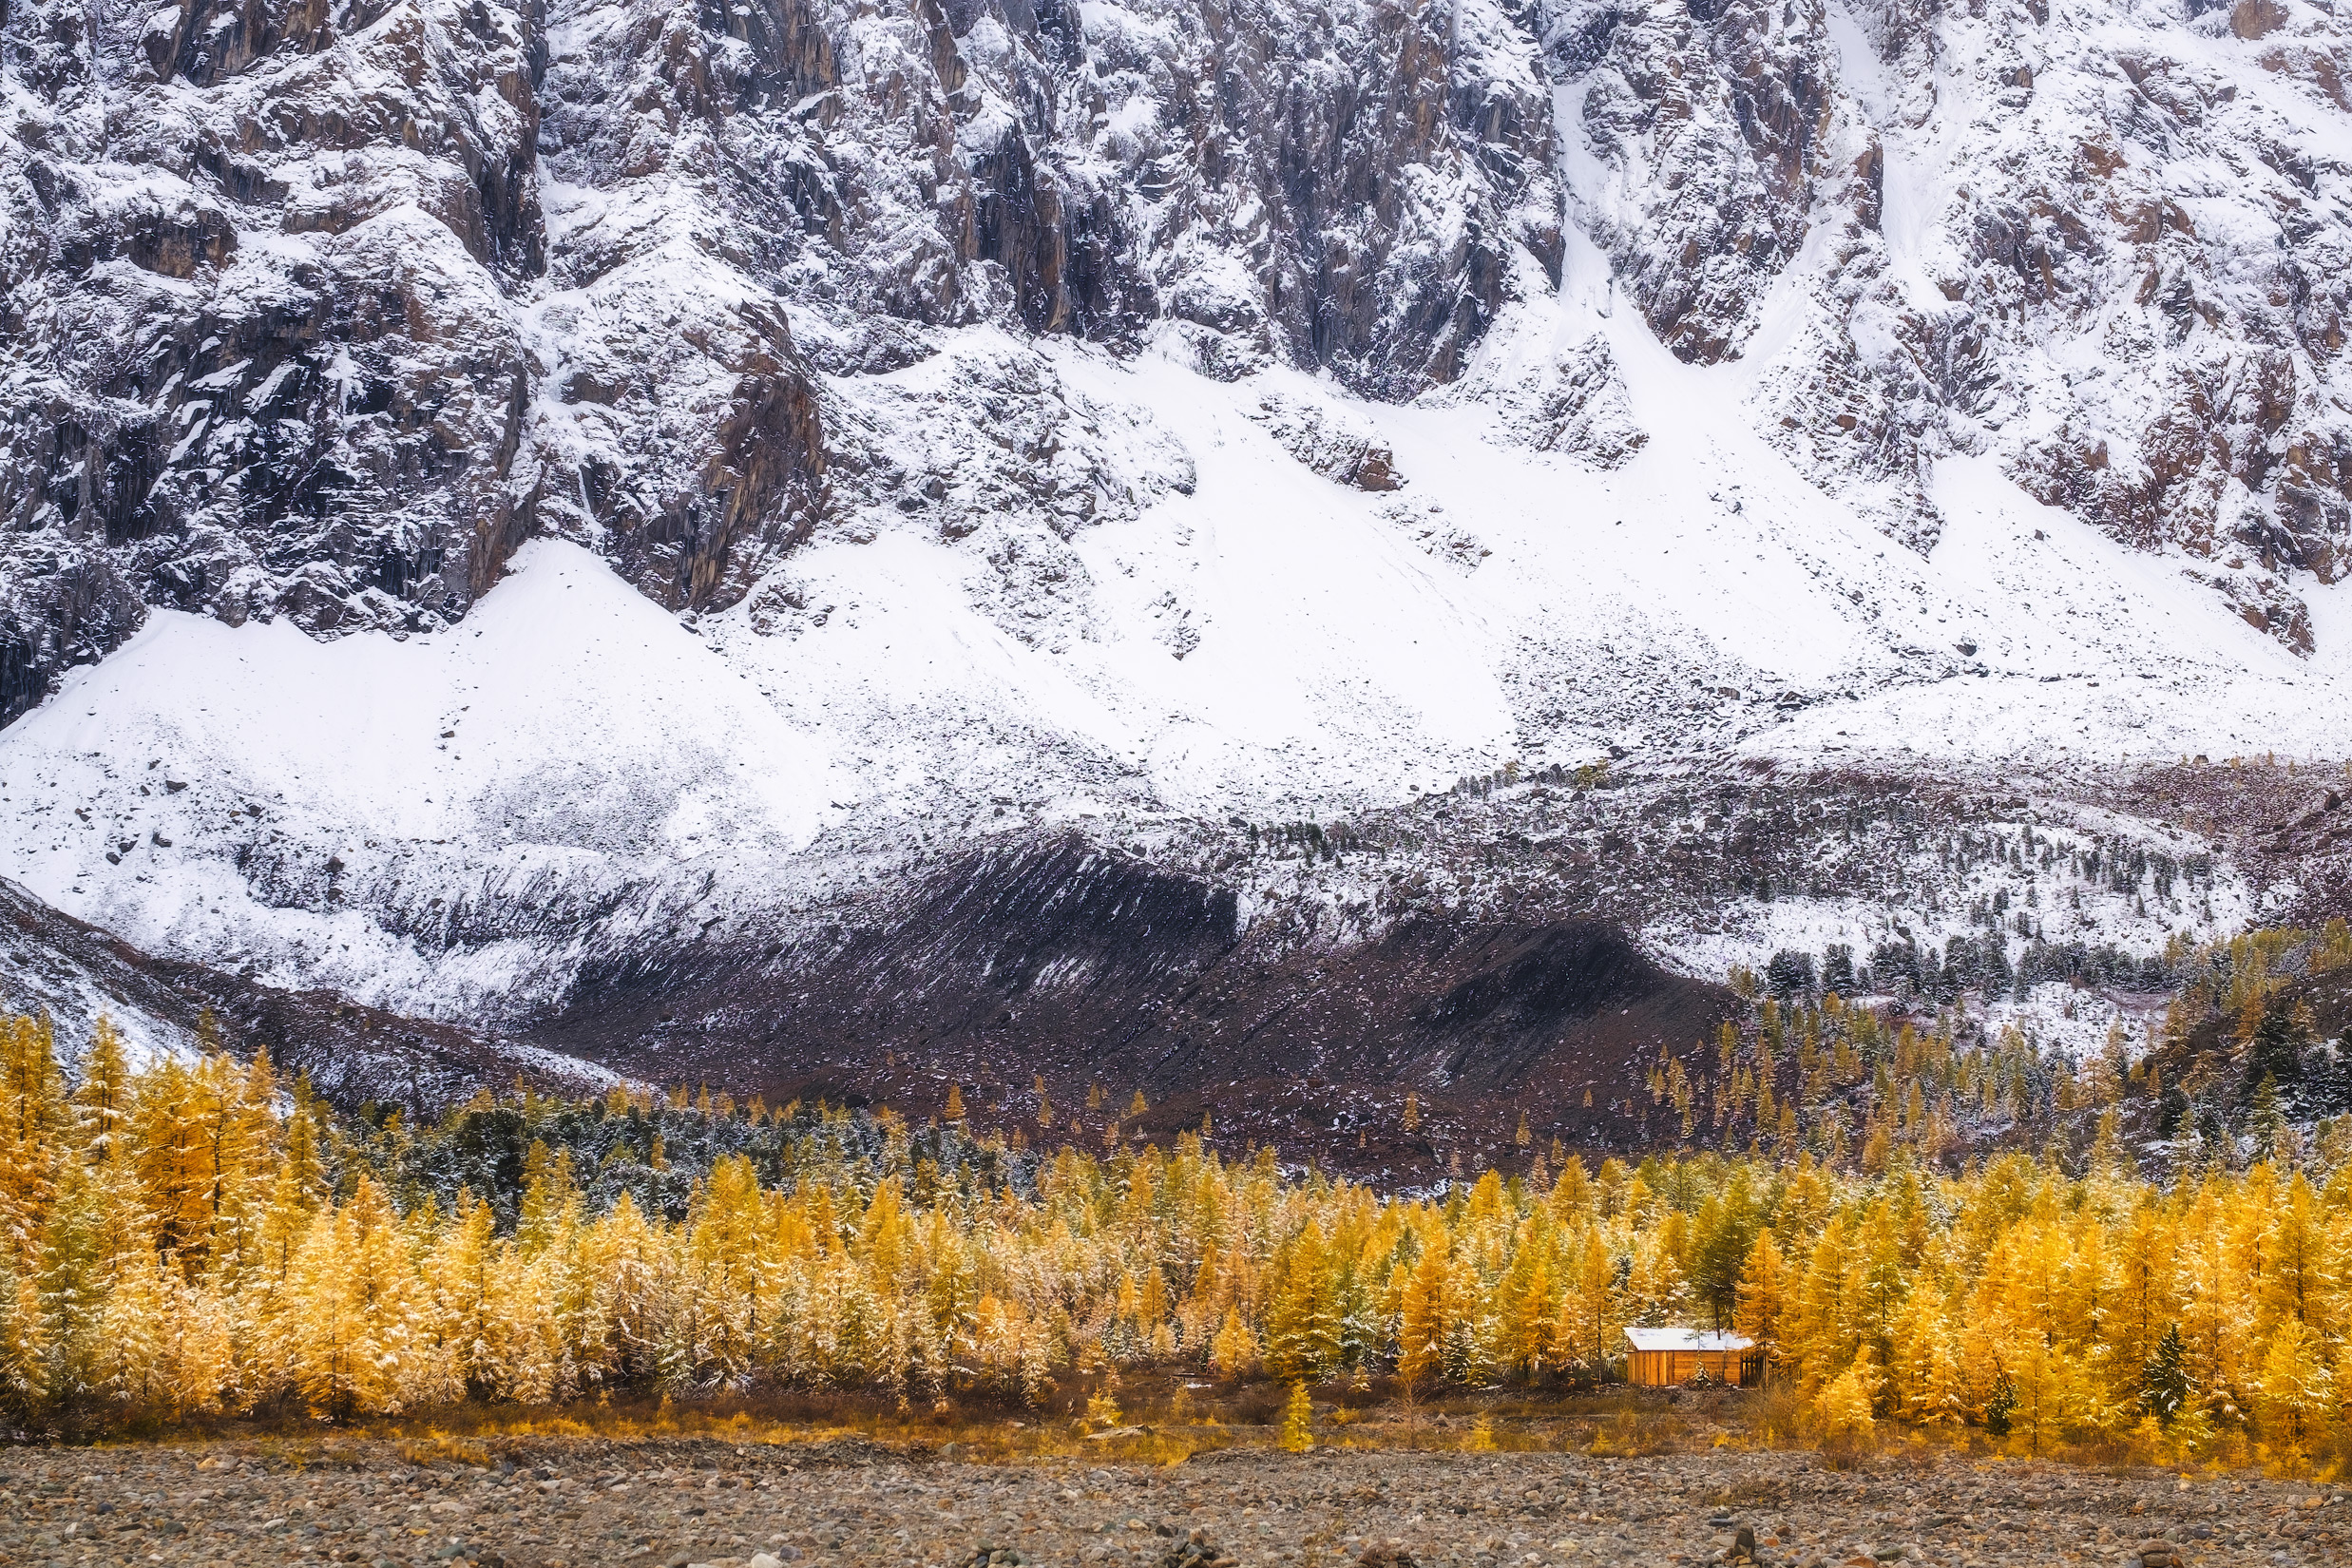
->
1626 1348 1760 1386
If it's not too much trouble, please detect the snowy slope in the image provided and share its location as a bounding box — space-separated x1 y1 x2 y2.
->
727 318 2352 823
3 317 2343 1022
1 542 846 1018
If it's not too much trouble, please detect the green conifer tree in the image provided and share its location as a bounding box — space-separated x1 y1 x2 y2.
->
2140 1322 2190 1425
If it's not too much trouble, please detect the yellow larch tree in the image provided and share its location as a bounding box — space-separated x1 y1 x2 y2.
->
1732 1231 1788 1386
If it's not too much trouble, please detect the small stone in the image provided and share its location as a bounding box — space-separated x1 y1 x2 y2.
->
750 1556 785 1568
1166 1530 1240 1568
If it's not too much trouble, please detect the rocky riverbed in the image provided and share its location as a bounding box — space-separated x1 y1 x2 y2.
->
1 1439 2342 1568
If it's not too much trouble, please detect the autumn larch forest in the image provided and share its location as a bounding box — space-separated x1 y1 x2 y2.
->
4 923 2352 1470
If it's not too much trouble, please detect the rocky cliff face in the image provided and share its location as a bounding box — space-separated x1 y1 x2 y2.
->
1 0 1560 720
1553 0 2352 621
3 0 554 714
9 0 2352 719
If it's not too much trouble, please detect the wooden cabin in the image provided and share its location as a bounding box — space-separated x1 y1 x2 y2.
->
1623 1327 1762 1387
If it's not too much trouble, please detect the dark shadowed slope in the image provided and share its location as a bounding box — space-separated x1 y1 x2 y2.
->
0 875 614 1110
526 837 1734 1162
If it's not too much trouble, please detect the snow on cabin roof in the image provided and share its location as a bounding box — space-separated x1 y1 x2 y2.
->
1623 1328 1753 1352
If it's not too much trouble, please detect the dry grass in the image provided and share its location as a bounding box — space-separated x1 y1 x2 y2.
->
46 1376 2330 1482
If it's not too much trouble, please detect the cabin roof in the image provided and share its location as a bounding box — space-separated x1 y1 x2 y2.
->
1623 1327 1753 1352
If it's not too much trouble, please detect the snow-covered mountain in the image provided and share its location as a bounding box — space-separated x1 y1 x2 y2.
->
7 0 2352 1119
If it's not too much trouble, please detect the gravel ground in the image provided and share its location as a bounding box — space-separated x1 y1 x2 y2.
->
1 1438 2343 1568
